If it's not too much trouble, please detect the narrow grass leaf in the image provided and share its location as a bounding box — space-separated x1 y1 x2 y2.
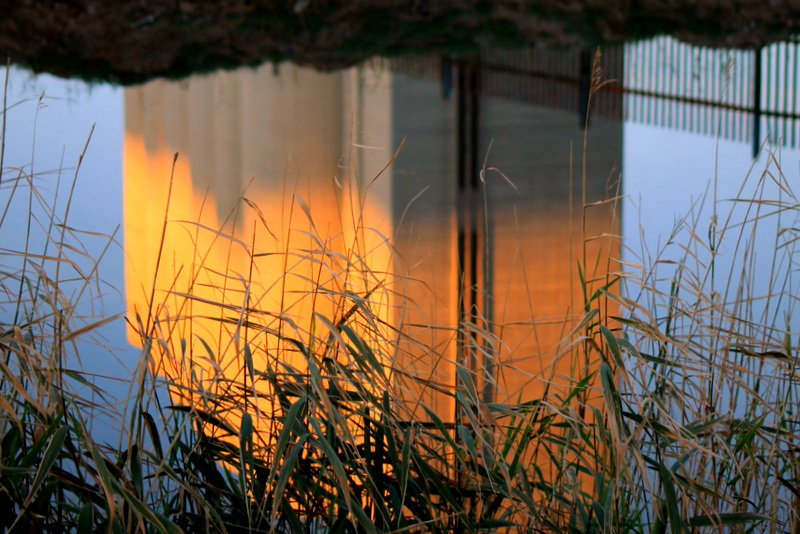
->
399 425 412 515
62 313 124 341
22 425 67 508
421 405 463 462
457 424 479 463
601 362 628 439
659 462 684 534
688 512 769 527
239 411 254 498
309 416 353 510
77 502 94 532
169 405 237 436
341 324 386 379
351 502 377 534
272 433 310 522
19 416 62 469
410 447 464 518
131 445 143 497
600 325 623 366
269 395 308 488
244 343 255 385
733 414 766 454
141 411 163 459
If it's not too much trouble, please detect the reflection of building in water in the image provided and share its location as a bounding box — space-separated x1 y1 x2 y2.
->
124 48 623 436
390 50 622 423
389 36 800 418
124 64 394 419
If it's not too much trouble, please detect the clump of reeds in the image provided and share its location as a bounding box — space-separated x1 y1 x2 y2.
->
608 146 800 533
2 67 800 534
0 84 138 531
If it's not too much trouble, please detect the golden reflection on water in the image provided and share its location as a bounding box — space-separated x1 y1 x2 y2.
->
124 64 395 436
123 59 620 450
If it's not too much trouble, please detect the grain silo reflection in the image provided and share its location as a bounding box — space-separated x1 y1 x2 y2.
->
123 50 622 441
124 64 395 426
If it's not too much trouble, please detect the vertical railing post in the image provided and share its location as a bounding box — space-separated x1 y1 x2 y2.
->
440 55 453 100
455 57 495 415
753 47 763 158
455 59 475 425
579 46 592 128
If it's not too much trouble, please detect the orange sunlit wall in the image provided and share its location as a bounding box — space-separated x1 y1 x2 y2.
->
124 64 394 424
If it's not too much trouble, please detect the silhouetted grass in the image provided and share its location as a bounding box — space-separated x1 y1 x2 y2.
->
2 66 799 533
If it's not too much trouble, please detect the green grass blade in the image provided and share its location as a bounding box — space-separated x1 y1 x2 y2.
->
23 425 68 508
659 462 684 534
239 411 254 498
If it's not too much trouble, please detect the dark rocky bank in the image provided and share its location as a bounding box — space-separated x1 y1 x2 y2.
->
2 0 799 85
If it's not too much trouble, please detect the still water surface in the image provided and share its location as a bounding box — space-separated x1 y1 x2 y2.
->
2 38 798 428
